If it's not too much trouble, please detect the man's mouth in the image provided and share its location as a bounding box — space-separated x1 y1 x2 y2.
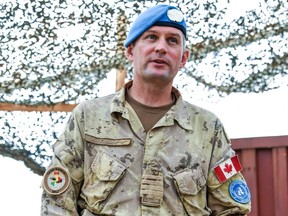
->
151 59 167 65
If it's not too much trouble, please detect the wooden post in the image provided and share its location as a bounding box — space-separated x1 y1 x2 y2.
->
116 69 126 92
0 103 76 112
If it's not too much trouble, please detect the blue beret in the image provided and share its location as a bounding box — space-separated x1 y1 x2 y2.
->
124 4 186 48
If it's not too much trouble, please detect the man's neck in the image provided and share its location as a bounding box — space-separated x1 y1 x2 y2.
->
128 81 174 107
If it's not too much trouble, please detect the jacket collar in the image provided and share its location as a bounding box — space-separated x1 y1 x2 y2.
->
110 81 194 131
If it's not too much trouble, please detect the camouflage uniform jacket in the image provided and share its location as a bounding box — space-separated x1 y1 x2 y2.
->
41 82 251 216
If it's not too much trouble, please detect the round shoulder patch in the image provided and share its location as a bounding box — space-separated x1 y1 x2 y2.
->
229 180 251 204
167 9 183 22
43 166 71 195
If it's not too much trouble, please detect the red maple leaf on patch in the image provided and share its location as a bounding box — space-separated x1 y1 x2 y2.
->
223 163 233 173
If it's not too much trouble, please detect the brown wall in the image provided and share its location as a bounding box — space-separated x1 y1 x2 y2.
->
232 135 288 216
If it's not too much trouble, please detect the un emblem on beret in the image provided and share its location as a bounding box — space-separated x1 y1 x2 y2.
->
167 9 183 22
43 166 70 195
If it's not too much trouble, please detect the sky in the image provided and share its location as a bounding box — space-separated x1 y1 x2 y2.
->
1 0 287 215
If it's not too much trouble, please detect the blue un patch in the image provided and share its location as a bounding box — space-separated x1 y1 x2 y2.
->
229 180 251 204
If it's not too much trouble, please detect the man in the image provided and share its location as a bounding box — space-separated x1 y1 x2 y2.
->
41 4 251 216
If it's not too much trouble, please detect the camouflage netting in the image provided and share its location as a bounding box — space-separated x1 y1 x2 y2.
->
0 0 287 175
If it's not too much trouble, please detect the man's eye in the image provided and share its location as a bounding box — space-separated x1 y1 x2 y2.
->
168 38 178 44
146 34 157 40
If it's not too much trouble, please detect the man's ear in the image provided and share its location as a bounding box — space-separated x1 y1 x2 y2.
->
180 49 189 69
125 45 134 63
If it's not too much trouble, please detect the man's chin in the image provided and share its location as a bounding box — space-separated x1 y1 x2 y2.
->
144 71 174 83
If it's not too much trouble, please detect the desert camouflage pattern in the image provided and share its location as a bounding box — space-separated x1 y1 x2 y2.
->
41 81 251 216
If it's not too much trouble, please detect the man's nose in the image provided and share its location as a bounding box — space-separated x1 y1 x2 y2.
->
154 38 167 53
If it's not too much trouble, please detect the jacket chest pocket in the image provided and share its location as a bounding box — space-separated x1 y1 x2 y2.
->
81 151 127 211
173 167 211 215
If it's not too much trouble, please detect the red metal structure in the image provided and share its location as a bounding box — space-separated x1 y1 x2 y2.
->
232 135 288 216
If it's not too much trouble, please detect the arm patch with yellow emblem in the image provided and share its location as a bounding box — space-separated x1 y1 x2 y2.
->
43 166 71 195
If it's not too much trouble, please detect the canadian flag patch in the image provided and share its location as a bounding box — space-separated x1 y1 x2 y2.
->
214 155 242 183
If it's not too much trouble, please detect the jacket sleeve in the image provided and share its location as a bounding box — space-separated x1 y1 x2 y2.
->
41 107 85 216
207 120 251 216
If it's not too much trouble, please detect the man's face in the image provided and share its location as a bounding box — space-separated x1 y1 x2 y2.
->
126 26 189 86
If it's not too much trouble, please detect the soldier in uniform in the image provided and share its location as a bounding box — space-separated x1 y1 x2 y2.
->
41 4 251 216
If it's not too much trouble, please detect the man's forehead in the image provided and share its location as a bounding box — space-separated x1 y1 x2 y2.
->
141 26 183 40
